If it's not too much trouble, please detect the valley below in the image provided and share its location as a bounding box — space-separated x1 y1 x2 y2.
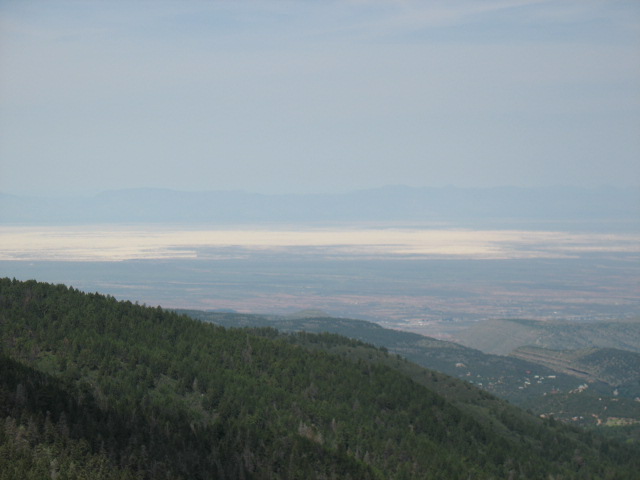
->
1 223 638 340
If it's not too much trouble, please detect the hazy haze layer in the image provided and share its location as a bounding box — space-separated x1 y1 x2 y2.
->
1 1 638 195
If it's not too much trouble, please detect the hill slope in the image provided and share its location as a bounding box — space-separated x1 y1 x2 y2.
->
182 310 640 429
510 346 640 396
182 310 583 397
452 318 640 355
1 278 639 478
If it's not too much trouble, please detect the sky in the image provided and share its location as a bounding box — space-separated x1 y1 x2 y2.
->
0 0 639 196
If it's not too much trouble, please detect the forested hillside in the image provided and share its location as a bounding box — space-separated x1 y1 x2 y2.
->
182 310 640 429
1 278 639 479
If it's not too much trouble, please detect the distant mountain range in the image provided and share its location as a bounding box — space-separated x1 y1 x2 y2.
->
2 185 638 227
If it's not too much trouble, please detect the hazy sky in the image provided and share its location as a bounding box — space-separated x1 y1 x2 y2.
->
1 0 639 195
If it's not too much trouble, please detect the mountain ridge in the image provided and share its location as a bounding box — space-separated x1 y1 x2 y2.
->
2 185 638 228
2 278 639 478
453 317 640 355
179 310 640 429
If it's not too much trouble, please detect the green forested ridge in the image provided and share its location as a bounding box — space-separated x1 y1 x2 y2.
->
181 310 640 428
1 279 638 479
